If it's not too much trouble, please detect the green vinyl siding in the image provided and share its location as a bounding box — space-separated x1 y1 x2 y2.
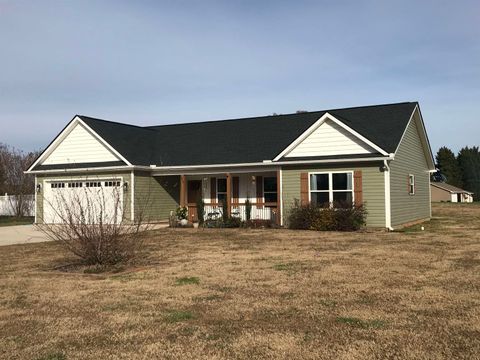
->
35 172 131 224
282 163 386 227
389 111 431 227
134 172 179 222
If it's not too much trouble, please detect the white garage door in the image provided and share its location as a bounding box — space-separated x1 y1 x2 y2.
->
43 178 124 224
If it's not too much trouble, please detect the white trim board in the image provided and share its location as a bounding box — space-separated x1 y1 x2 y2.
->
273 113 389 161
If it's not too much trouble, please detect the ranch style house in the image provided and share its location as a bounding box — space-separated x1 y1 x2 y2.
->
26 102 435 230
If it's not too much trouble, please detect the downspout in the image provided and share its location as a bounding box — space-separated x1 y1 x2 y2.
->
384 159 393 231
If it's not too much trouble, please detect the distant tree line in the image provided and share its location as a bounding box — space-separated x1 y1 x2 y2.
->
0 144 41 216
435 146 480 201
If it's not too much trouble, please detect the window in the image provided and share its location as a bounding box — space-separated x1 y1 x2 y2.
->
310 172 353 206
263 177 278 203
86 181 101 188
67 182 83 188
408 174 415 195
217 178 227 204
51 182 65 189
104 181 120 187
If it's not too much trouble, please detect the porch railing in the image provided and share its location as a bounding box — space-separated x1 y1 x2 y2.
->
187 203 277 223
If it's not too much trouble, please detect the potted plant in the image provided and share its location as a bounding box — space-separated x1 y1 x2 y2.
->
176 206 188 226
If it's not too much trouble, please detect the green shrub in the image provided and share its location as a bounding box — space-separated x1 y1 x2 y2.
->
222 201 228 222
245 199 252 221
223 216 242 228
288 200 367 231
204 216 243 228
196 198 205 226
176 206 188 220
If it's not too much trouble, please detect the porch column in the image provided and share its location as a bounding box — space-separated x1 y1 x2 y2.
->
276 170 281 226
226 173 232 216
180 175 186 207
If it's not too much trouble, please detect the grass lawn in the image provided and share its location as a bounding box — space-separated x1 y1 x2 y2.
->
1 203 479 359
0 216 34 227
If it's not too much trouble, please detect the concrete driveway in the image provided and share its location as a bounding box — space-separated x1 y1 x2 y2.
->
0 225 51 246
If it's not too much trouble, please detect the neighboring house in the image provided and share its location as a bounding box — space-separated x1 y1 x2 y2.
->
430 182 474 203
26 102 435 229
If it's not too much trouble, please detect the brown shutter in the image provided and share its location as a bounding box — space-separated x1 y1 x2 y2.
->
300 172 309 205
354 170 363 205
256 175 263 209
232 176 239 205
210 177 216 203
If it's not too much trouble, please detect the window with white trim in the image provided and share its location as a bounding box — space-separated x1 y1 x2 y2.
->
408 174 415 195
263 177 277 203
310 172 353 206
217 178 227 204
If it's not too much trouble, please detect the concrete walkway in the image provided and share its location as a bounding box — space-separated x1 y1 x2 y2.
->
0 225 51 246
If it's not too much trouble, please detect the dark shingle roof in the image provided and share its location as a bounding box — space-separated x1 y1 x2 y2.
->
78 102 417 167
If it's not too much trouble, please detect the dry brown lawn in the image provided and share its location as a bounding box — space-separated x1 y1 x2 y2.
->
1 203 480 359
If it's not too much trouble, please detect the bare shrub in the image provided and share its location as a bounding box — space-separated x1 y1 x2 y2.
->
39 177 149 266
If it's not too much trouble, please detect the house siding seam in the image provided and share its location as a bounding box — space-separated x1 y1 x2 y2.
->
134 172 180 221
281 163 385 227
34 172 131 224
389 113 431 227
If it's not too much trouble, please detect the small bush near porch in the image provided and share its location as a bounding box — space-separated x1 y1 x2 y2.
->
288 201 367 231
1 203 479 359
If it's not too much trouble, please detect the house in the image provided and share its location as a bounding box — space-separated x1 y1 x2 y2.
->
430 182 474 203
26 102 435 230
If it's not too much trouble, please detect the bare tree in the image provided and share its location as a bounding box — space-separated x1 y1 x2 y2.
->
0 144 40 217
38 175 151 266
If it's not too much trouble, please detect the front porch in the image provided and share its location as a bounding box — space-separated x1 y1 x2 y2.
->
178 171 281 225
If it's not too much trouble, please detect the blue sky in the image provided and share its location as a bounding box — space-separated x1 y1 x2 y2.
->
0 0 478 155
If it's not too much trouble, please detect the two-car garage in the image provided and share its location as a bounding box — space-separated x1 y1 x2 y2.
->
42 177 124 224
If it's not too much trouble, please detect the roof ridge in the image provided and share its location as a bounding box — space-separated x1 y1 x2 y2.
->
77 115 157 132
145 101 417 129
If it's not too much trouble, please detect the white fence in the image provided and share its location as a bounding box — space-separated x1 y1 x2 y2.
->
0 194 35 216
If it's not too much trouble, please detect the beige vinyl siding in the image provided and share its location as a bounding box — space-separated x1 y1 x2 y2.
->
43 122 120 165
389 112 431 226
282 163 386 227
430 185 451 202
35 172 131 224
134 172 180 221
285 119 374 157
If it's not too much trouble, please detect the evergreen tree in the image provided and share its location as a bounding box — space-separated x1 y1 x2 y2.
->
458 146 480 201
435 146 463 187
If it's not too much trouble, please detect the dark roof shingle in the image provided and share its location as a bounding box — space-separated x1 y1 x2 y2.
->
78 102 417 167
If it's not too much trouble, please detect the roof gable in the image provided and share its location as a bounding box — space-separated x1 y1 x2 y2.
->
42 122 121 165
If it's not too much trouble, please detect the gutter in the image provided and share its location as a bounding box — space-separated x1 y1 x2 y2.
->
25 156 393 175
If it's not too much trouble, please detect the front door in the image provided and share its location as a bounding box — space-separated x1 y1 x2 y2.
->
188 180 202 204
187 180 202 221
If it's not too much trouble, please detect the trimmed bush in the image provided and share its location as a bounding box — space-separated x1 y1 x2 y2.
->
196 198 205 226
288 200 367 231
205 216 243 228
245 199 252 222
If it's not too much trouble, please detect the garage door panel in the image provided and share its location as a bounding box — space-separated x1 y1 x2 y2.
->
43 179 123 224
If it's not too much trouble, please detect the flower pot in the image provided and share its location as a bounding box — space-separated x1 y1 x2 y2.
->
180 219 188 226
